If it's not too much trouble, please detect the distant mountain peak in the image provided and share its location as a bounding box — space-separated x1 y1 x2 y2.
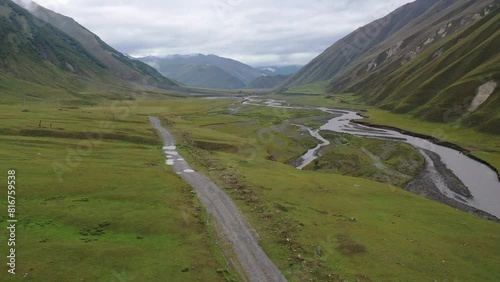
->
137 53 263 89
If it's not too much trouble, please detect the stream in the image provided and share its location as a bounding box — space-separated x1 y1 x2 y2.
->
243 97 500 218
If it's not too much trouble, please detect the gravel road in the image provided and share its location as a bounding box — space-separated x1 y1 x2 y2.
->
149 117 287 282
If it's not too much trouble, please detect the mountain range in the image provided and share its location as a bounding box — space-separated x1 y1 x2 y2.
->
139 54 260 89
1 0 498 134
139 54 301 89
1 0 298 92
283 0 499 134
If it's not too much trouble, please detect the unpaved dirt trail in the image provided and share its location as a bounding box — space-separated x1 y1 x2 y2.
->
149 117 287 282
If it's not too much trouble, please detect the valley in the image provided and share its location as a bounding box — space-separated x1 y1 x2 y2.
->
148 95 500 281
243 97 500 219
1 83 499 281
1 0 499 281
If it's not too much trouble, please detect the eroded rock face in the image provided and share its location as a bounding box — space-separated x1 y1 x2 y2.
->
400 6 494 66
386 41 403 59
469 80 497 112
323 2 497 97
366 59 377 72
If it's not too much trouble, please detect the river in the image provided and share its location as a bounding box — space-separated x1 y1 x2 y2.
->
242 97 500 218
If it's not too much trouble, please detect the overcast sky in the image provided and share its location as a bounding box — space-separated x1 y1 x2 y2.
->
28 0 413 67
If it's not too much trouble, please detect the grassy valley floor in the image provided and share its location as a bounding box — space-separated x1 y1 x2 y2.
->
1 92 499 281
153 98 500 281
272 91 500 172
0 101 235 281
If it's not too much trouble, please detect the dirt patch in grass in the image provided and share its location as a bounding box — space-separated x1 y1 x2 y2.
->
193 140 238 153
17 129 155 144
337 237 367 256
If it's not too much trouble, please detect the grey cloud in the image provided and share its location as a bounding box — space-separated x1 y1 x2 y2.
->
33 0 413 66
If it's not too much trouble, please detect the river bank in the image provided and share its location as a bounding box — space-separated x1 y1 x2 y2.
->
406 150 499 222
353 120 500 181
287 125 500 221
242 98 500 219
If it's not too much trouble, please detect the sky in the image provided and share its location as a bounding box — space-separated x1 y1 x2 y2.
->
25 0 413 67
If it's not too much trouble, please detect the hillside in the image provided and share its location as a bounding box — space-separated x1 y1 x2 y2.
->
140 54 263 89
0 0 110 90
171 64 246 89
333 4 500 134
282 0 449 88
12 0 177 88
247 74 290 89
282 0 499 134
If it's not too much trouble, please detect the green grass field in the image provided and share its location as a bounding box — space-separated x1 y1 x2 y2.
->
305 131 425 187
0 101 236 281
1 87 499 281
154 98 500 281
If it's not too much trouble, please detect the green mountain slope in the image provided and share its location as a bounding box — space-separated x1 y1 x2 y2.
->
140 54 263 89
0 0 109 89
173 64 246 89
350 11 500 133
12 0 177 88
247 74 290 89
282 0 499 134
282 0 451 88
